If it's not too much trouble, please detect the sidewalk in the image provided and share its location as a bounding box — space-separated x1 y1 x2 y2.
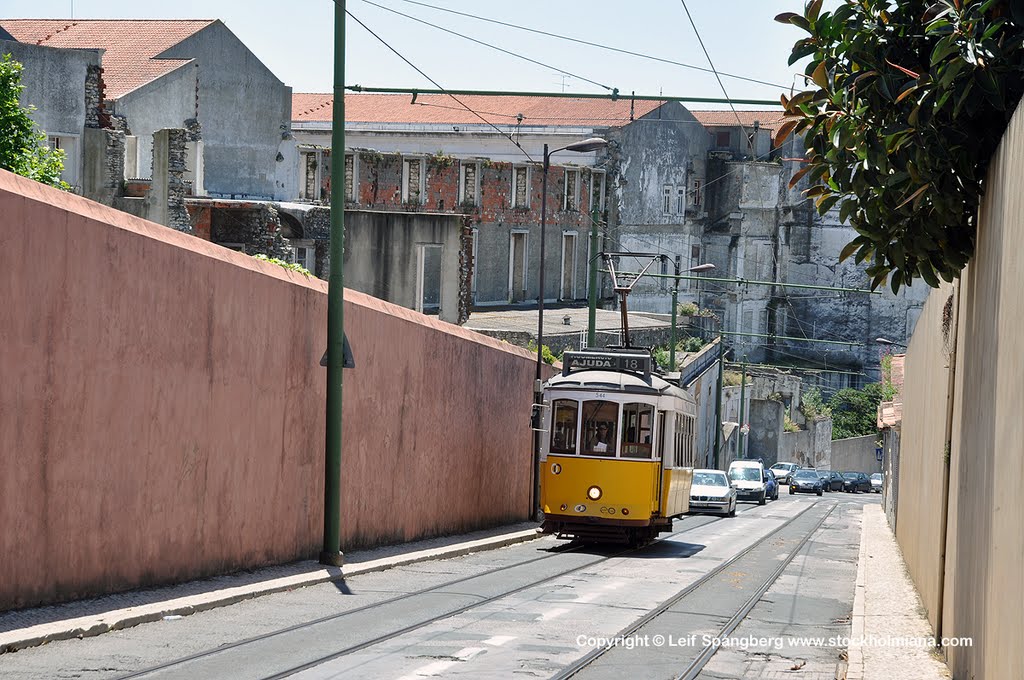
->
847 503 952 680
0 522 541 654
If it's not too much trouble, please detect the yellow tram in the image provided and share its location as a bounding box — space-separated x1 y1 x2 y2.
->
538 348 696 545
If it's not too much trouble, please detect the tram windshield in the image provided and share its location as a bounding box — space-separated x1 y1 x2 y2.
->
550 400 578 454
620 402 654 458
581 400 619 456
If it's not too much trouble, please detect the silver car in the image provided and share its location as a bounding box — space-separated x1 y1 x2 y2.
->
769 462 800 485
870 472 883 493
689 469 738 517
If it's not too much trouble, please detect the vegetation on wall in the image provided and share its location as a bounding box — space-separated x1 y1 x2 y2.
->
828 383 886 439
252 254 311 277
0 54 68 189
776 0 1024 291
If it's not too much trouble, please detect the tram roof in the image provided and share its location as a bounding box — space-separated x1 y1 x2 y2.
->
545 369 681 395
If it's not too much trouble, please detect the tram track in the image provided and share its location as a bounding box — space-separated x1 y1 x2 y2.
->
552 499 836 680
117 508 751 680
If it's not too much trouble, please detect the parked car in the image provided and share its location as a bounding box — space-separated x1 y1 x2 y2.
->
769 461 800 485
818 470 844 492
728 460 769 505
841 471 872 493
870 472 883 493
764 469 780 501
789 469 824 496
689 469 738 517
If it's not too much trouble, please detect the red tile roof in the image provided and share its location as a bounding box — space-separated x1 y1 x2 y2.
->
293 92 667 127
1 19 215 99
690 110 786 131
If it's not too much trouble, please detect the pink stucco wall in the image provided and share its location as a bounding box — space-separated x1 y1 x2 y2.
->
0 170 536 610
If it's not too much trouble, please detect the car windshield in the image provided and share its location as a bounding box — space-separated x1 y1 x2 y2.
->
729 467 761 482
770 464 792 472
871 473 882 481
693 472 728 487
816 470 829 478
842 472 860 479
793 471 818 480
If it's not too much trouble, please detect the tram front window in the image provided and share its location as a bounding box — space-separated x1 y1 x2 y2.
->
550 399 578 454
582 400 618 456
621 403 654 458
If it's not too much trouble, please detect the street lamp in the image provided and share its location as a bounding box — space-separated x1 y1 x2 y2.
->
532 136 608 520
535 137 609 384
669 262 716 370
875 337 907 347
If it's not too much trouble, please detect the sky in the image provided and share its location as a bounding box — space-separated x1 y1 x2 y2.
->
3 0 813 108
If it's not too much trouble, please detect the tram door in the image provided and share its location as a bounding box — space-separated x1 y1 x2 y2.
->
655 411 666 507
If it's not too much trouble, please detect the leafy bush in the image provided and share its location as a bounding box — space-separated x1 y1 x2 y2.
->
784 414 801 432
252 254 311 277
776 1 1024 291
677 302 699 316
527 340 559 366
800 387 832 419
723 370 744 387
0 54 68 188
828 383 885 439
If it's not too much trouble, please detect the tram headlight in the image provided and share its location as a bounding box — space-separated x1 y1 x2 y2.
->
587 485 602 501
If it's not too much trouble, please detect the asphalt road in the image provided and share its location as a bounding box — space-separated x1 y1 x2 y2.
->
0 492 880 680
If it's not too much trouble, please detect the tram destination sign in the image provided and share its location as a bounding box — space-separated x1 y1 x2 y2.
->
563 351 651 377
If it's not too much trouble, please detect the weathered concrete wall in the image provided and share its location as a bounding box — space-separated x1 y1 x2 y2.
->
344 210 462 324
161 22 296 200
746 398 783 464
0 169 535 610
934 102 1024 680
894 281 953 638
114 62 198 181
830 434 880 473
778 417 832 468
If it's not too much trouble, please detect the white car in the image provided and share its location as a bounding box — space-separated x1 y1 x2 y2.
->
870 472 883 493
689 469 737 517
769 462 800 485
728 459 771 505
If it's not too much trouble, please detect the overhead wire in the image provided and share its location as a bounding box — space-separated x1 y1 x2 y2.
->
360 0 615 92
377 0 791 90
345 8 536 161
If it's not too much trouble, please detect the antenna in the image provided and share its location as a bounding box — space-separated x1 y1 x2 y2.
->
552 73 570 92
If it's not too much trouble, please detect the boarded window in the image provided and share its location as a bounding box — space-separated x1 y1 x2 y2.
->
590 171 605 212
461 162 478 205
564 169 579 210
513 166 529 208
344 154 354 201
663 185 673 213
403 158 423 203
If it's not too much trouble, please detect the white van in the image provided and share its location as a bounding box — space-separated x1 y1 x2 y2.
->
728 460 768 505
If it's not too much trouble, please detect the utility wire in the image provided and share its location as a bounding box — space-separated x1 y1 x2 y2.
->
379 0 790 90
345 9 535 161
361 0 615 92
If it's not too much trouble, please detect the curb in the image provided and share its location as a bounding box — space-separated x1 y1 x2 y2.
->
846 505 868 680
0 529 541 655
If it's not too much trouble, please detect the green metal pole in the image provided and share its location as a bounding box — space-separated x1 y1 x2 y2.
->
669 287 678 370
320 0 345 568
587 207 599 348
713 334 724 469
738 358 748 459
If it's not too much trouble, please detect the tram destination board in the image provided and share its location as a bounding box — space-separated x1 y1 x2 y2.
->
562 351 651 377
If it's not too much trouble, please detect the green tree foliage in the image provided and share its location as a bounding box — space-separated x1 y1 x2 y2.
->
0 54 67 188
800 387 832 419
776 1 1024 291
828 383 885 439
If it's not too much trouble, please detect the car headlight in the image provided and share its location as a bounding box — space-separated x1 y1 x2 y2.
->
587 485 602 501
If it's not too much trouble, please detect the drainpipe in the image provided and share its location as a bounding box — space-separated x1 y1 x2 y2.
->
936 282 959 645
738 358 748 458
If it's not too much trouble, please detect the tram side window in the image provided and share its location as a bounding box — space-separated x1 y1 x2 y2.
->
673 416 684 468
550 399 579 454
581 400 619 456
621 403 654 459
